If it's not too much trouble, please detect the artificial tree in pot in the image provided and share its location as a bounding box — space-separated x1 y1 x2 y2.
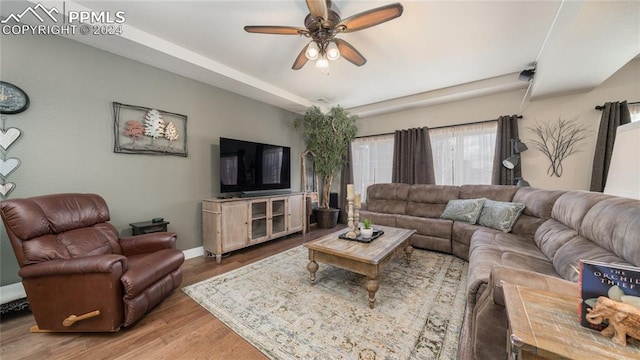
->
295 105 358 228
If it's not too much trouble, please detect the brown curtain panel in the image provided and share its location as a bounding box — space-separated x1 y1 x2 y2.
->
492 115 520 185
590 101 631 192
339 145 354 224
392 127 435 184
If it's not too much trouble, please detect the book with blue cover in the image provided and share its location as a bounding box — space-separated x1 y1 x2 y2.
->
579 259 640 330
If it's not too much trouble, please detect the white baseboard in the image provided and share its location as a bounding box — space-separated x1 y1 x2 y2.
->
0 282 26 304
0 246 205 304
183 246 204 260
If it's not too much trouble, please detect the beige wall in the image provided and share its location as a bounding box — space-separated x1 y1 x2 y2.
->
0 34 304 285
359 58 640 191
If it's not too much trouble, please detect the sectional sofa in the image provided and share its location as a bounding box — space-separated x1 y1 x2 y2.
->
359 183 640 360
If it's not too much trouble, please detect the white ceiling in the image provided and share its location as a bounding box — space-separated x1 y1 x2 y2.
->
3 1 640 116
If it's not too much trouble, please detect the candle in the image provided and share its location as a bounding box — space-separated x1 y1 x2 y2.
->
354 194 361 208
347 184 355 199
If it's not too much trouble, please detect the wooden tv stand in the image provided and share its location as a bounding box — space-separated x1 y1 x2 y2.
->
202 193 306 263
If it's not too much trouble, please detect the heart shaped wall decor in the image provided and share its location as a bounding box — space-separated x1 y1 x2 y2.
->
0 182 15 198
0 128 22 151
0 157 21 178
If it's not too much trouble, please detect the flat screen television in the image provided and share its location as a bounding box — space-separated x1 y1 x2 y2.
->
219 137 291 194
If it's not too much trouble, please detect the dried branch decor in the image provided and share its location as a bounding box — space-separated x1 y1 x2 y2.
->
528 117 592 177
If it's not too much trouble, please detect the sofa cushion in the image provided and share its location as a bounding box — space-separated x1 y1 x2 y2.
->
500 252 558 277
467 231 553 295
396 215 452 239
410 233 452 254
441 198 486 224
551 191 612 233
459 185 518 201
406 184 460 218
364 183 410 215
358 210 397 227
477 200 525 233
511 214 547 241
513 187 564 219
451 222 501 260
470 229 548 261
580 197 640 266
552 236 634 282
534 219 579 261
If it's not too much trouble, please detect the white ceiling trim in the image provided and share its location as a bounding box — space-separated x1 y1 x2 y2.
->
58 0 314 113
349 73 529 118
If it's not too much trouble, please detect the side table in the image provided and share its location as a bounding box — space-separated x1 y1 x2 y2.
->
503 283 640 359
129 220 169 235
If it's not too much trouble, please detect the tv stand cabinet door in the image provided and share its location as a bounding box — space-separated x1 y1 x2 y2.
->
220 201 250 252
288 194 304 233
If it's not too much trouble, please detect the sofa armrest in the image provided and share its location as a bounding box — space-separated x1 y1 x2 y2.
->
490 266 578 306
18 254 127 278
119 232 177 256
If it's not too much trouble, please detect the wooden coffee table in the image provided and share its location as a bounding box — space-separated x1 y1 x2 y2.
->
305 225 416 309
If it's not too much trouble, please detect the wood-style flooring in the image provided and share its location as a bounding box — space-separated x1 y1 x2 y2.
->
0 227 343 360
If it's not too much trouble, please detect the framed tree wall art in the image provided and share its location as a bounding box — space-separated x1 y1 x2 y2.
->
113 102 188 157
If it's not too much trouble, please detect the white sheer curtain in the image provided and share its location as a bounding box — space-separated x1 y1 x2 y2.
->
430 122 497 185
351 134 394 202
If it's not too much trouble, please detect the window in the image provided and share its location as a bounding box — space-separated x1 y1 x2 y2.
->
351 134 394 202
430 122 497 185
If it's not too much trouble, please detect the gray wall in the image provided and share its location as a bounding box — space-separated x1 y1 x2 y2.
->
0 34 304 285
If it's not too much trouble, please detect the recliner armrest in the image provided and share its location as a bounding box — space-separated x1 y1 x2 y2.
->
18 254 127 279
119 232 177 256
490 266 578 307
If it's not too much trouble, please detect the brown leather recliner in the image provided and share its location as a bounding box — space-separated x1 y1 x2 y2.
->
0 193 185 332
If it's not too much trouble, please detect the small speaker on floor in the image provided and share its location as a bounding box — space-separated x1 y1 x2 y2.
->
329 192 339 209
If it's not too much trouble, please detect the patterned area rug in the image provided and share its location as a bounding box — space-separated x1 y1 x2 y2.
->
183 245 468 359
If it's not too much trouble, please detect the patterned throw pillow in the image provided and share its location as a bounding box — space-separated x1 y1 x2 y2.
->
477 199 526 232
440 198 486 224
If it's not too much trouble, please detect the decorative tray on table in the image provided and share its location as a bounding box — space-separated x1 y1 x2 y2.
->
338 229 384 243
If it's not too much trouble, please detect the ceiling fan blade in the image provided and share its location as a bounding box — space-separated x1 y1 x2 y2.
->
306 0 328 21
337 3 403 33
292 44 310 70
334 39 366 66
244 26 308 35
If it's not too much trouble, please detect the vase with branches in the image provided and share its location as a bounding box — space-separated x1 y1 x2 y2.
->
528 117 592 177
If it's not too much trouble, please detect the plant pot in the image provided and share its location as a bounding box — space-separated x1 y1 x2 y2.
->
360 228 374 239
316 208 340 229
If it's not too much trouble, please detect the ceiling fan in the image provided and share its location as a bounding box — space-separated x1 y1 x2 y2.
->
244 0 403 71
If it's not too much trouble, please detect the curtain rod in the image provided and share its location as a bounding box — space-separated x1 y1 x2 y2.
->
595 101 639 110
355 115 523 139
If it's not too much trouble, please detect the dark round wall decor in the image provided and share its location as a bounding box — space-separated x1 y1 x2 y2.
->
0 81 30 114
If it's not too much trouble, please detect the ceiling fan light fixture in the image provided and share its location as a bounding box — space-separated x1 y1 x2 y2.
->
326 41 340 61
315 55 329 69
245 1 403 72
305 41 319 60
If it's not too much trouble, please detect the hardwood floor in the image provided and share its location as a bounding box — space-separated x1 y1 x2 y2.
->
0 227 343 360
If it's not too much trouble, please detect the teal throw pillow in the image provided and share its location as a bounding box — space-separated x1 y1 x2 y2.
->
440 198 486 224
477 199 525 232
